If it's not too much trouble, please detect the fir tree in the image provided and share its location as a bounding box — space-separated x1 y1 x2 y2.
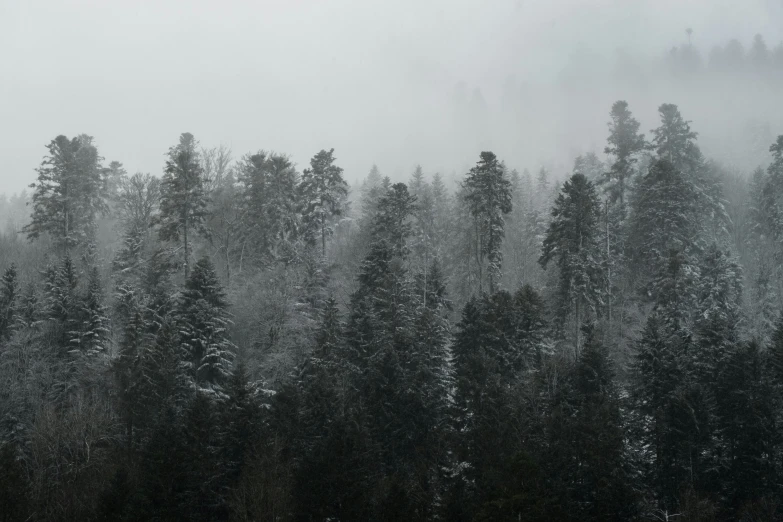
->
0 264 19 343
547 323 636 521
178 257 235 391
299 148 349 256
651 103 701 174
463 151 512 294
76 266 110 357
603 100 647 208
629 158 701 292
372 182 417 259
714 341 777 516
154 132 209 279
24 134 108 253
540 172 604 353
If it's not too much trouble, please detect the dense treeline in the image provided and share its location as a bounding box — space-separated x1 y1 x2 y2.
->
1 97 783 522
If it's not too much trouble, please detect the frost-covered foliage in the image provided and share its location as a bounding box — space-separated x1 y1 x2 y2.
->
6 100 783 521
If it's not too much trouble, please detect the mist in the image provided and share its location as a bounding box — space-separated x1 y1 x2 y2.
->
7 2 783 520
2 0 783 193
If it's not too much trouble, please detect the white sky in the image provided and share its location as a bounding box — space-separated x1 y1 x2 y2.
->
1 0 782 193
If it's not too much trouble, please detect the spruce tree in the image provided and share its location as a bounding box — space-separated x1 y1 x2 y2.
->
651 103 701 173
76 266 110 357
24 134 108 253
546 323 636 521
629 159 701 292
0 264 19 343
463 151 512 294
154 132 209 279
603 100 647 207
299 148 349 256
178 257 235 391
540 172 604 353
713 341 777 516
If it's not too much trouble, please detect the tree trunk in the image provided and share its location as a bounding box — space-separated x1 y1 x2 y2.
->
574 297 581 358
606 200 611 343
321 220 326 257
184 219 189 280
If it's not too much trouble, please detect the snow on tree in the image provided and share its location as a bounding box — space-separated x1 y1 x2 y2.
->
24 134 109 253
177 257 235 392
463 151 512 294
154 132 209 279
540 172 604 353
299 148 349 256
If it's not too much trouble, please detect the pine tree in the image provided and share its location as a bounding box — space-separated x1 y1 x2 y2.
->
154 133 209 279
463 151 513 294
178 257 235 391
24 134 108 253
299 148 349 256
540 172 604 353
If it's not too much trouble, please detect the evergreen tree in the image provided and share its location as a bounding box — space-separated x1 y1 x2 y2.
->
629 159 701 293
540 172 604 353
75 266 110 357
0 264 19 343
235 151 301 265
546 323 636 521
603 100 647 207
24 134 108 252
714 341 777 516
651 103 701 174
372 182 417 258
154 132 209 279
178 257 235 391
299 148 349 256
630 313 689 513
463 151 512 294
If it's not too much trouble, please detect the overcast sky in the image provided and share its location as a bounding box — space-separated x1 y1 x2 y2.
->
2 0 782 194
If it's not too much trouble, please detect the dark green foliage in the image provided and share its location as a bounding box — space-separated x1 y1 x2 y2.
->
24 134 108 252
178 257 235 390
540 172 604 349
154 132 209 279
0 443 30 522
543 323 637 521
629 159 701 290
603 100 648 206
463 151 513 293
652 103 702 173
0 264 19 343
299 148 348 256
237 151 301 264
8 108 783 522
451 287 551 519
714 341 778 516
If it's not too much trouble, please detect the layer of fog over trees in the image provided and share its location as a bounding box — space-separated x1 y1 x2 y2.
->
5 28 783 522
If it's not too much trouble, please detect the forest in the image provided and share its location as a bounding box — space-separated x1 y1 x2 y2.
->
3 34 783 522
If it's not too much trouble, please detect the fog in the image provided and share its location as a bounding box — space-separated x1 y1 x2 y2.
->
2 0 783 192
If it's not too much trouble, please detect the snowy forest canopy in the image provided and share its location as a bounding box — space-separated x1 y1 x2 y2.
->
3 35 783 522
